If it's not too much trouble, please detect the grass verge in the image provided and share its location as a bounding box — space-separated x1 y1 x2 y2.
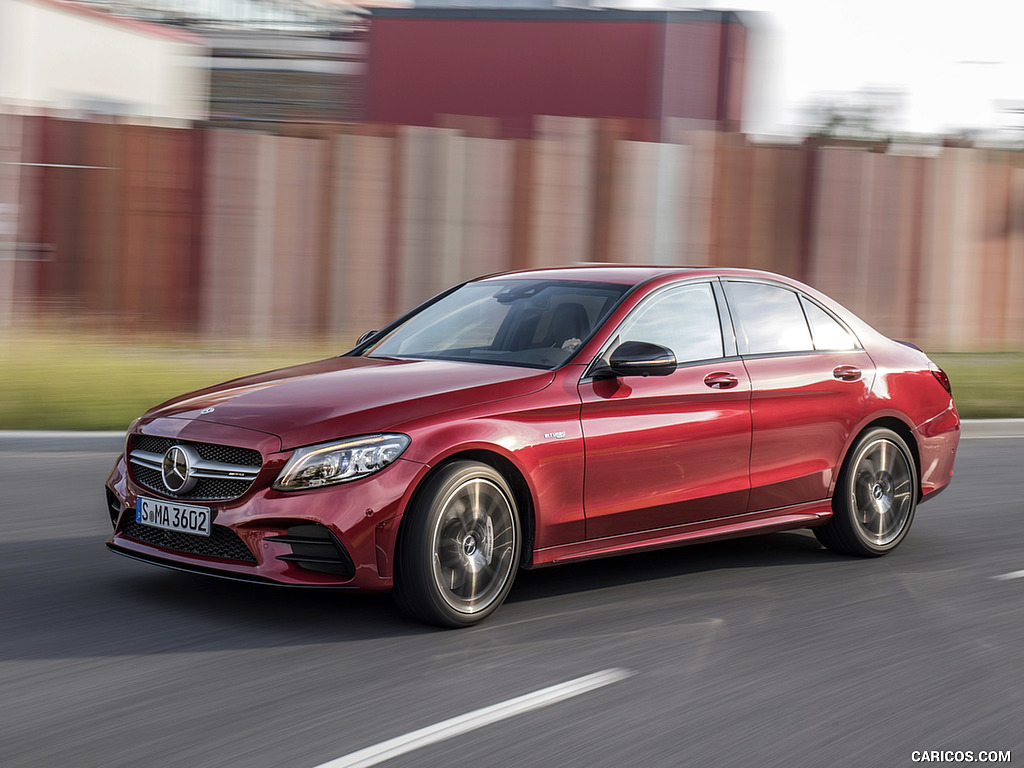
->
0 333 1021 430
0 332 340 431
931 353 1024 420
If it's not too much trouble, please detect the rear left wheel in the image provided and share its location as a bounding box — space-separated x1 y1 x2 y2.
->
393 461 521 627
814 427 918 557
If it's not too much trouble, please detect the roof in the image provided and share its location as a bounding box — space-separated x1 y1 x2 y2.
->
478 264 812 285
477 265 685 286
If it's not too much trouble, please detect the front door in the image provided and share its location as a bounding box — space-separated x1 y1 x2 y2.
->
579 281 752 539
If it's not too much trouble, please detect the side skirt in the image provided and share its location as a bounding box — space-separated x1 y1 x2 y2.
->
530 501 832 567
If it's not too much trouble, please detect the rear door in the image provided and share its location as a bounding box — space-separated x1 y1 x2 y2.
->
579 281 752 539
722 280 875 512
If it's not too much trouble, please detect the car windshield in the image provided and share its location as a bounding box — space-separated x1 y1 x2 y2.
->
361 279 631 369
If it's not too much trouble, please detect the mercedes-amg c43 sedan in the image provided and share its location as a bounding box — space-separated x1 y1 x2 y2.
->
105 266 960 626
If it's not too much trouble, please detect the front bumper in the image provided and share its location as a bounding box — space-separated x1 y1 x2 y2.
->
106 451 427 592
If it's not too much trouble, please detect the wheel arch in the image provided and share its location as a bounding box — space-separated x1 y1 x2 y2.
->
844 416 922 500
815 415 922 557
395 449 536 572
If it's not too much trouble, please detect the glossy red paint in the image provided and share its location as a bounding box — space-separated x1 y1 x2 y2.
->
107 435 429 591
849 339 961 499
537 502 831 566
743 350 875 511
579 361 752 538
140 356 554 451
400 367 589 550
105 266 960 623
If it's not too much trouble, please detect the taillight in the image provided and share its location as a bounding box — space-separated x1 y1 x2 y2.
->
930 366 952 395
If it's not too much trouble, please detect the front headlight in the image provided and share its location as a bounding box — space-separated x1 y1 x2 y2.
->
273 434 411 491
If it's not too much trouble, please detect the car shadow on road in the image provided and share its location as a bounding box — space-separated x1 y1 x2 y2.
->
0 529 851 660
507 529 840 603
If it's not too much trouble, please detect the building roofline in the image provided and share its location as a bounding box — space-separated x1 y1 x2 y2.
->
16 0 208 46
369 8 744 24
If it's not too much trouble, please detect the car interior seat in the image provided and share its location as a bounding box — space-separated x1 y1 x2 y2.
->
543 302 590 348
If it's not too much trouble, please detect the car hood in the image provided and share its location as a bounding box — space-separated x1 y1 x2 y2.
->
139 356 554 450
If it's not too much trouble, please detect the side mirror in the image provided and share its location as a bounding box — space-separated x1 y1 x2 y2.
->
607 341 677 378
356 330 379 345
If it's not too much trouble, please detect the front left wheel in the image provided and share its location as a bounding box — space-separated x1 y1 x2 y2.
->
393 461 521 627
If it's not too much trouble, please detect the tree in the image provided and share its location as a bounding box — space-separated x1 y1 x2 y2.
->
803 86 906 141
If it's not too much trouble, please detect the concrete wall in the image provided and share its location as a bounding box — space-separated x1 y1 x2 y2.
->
5 114 1024 351
0 0 208 124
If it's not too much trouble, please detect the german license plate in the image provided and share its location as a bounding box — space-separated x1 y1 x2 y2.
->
137 497 212 537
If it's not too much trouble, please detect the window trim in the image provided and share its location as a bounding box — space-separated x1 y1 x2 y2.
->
798 293 862 352
581 279 734 381
721 277 863 359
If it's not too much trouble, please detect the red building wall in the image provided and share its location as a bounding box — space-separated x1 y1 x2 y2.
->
659 19 746 129
367 9 747 141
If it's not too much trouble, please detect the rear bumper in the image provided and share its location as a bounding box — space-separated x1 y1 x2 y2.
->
914 401 960 502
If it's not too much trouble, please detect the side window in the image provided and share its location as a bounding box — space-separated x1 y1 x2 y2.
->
725 281 813 355
608 282 724 364
801 297 858 350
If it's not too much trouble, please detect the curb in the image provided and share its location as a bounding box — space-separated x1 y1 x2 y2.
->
0 431 125 452
1 420 1023 451
958 419 1024 439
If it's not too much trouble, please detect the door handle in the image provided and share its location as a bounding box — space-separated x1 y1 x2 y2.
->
704 372 739 390
833 365 862 382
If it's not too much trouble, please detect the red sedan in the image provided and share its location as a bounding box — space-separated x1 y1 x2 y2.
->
105 266 960 626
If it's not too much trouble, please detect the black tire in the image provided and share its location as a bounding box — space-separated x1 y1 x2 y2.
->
393 461 521 628
814 427 918 557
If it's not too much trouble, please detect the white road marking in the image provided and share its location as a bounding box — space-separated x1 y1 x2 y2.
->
312 668 632 768
992 570 1024 581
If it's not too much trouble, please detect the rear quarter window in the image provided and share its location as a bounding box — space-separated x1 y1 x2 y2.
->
725 281 813 355
801 297 858 350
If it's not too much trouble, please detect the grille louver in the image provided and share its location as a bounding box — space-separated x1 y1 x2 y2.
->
265 524 354 578
128 435 262 501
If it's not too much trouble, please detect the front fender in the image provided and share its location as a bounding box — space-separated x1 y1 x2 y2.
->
398 371 587 553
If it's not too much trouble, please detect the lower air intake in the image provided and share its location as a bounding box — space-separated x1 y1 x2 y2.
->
122 513 257 563
265 524 355 578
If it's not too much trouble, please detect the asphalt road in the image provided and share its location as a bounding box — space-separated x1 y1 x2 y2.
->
2 436 1021 768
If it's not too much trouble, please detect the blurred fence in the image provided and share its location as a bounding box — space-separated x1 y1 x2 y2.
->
2 112 1023 350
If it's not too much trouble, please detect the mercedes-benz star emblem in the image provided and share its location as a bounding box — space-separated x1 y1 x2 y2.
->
161 445 200 494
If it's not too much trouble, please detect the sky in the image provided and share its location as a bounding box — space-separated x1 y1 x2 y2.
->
617 0 1024 138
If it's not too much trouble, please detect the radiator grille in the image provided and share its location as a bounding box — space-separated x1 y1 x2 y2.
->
133 435 261 467
129 435 262 501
